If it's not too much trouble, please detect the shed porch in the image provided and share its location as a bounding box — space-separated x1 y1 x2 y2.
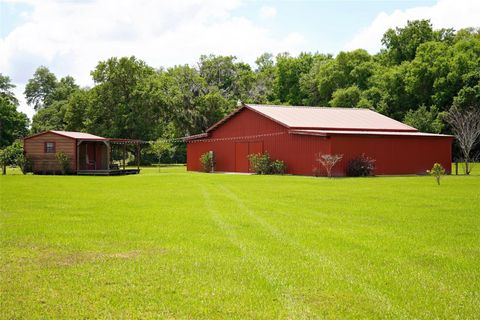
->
76 138 141 175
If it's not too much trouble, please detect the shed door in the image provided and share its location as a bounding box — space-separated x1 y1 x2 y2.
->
86 143 96 170
235 142 249 172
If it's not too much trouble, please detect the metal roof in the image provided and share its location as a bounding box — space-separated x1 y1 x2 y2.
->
183 133 208 141
289 129 453 138
24 130 107 140
246 104 417 132
50 130 107 140
24 130 145 143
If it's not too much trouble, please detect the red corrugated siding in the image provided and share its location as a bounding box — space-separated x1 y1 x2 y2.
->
330 134 452 175
187 108 452 176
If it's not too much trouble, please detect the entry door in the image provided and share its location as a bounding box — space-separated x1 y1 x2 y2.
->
86 143 96 170
235 142 249 172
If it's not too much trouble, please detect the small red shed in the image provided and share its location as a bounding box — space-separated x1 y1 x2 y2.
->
186 104 453 176
23 130 141 175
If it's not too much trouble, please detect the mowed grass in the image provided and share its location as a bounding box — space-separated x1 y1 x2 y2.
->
1 166 479 319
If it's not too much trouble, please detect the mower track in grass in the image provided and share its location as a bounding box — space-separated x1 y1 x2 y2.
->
216 183 410 319
200 183 314 319
1 166 479 318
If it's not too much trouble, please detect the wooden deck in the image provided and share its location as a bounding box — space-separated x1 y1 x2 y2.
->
76 169 140 176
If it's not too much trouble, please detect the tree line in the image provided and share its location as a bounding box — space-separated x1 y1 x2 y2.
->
1 20 480 163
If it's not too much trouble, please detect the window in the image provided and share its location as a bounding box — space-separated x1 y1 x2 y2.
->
45 142 56 153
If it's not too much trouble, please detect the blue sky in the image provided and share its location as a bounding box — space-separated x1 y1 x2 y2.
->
234 0 437 54
1 1 438 54
0 0 478 118
1 1 437 44
1 2 27 37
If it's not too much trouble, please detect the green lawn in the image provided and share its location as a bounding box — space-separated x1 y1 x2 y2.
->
1 166 479 319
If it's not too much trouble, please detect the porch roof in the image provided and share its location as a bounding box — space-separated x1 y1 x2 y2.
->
108 138 142 144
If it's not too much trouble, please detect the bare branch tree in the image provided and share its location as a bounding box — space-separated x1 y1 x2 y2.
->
445 107 480 175
316 153 343 178
460 153 479 174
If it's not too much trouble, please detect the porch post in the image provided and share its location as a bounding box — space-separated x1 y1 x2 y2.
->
136 144 140 170
76 140 81 173
106 141 111 171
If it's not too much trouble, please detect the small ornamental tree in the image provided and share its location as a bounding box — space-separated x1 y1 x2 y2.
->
55 151 70 174
0 141 24 175
444 107 480 175
200 151 215 173
315 153 343 177
427 163 445 185
0 148 10 175
151 139 171 172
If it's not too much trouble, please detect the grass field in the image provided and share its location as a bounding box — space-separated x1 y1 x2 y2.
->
1 166 479 319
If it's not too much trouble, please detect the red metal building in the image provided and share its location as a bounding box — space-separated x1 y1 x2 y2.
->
186 104 453 176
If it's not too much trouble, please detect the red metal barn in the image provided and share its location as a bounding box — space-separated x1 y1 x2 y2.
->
186 104 453 176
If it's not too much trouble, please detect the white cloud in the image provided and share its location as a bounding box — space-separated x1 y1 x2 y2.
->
0 0 306 119
344 0 480 53
259 5 277 19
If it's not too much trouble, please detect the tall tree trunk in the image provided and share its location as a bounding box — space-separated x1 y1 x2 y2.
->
2 164 6 175
464 151 470 175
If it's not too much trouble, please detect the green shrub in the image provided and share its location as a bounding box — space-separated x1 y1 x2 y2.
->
248 152 286 175
15 154 32 174
55 151 70 175
270 159 286 174
200 151 215 173
427 163 445 185
248 153 271 174
346 154 375 177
